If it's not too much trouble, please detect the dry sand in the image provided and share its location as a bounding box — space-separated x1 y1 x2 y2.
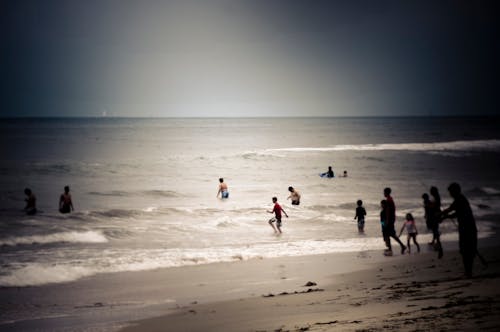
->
119 245 500 332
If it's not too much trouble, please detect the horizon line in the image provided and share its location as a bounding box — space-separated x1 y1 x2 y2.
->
1 115 499 120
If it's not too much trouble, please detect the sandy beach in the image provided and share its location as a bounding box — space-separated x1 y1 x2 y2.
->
1 238 499 332
117 242 500 332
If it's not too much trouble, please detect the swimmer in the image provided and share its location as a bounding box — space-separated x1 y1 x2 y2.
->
217 178 229 199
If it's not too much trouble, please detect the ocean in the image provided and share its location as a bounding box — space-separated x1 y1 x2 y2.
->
1 117 500 288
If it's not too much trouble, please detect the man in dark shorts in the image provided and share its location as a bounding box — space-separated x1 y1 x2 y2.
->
384 187 407 255
287 186 301 205
441 182 478 278
268 197 288 234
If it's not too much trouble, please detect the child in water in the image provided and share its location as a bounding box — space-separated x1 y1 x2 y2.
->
267 197 288 234
399 213 420 254
354 200 366 233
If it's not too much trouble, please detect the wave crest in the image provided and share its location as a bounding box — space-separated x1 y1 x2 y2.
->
0 231 108 246
266 139 500 153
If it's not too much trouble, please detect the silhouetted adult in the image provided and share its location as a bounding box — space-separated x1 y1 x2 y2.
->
24 188 37 215
59 185 74 213
422 193 432 230
429 186 443 258
323 166 334 178
441 183 478 278
383 187 406 254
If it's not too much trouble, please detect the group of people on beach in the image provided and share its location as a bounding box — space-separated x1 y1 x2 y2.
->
359 184 480 278
23 168 481 278
218 174 481 277
23 186 74 215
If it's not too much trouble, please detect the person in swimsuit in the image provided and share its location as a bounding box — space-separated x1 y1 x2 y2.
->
268 197 288 234
59 185 74 213
217 178 229 199
287 186 301 205
24 188 37 215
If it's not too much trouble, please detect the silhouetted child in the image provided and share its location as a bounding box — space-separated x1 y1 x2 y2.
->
354 199 366 233
267 197 288 234
399 213 420 253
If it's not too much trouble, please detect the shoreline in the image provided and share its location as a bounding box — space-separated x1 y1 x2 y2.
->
1 249 386 331
2 238 500 332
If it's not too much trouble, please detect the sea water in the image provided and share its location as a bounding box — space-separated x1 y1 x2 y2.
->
1 117 500 287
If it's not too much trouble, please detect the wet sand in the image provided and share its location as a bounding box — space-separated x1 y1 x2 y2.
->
2 241 500 332
119 244 500 332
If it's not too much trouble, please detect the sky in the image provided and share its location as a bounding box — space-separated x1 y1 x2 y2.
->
1 0 499 117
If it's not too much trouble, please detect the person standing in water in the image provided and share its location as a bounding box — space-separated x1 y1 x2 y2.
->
354 199 366 233
217 178 229 199
24 188 37 215
59 185 74 213
287 186 301 205
268 197 288 234
326 166 334 178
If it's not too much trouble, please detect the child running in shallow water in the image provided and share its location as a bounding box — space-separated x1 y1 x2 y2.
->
399 213 420 254
267 197 288 234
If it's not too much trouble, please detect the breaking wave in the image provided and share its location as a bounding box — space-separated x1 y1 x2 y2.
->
266 140 500 153
0 231 108 246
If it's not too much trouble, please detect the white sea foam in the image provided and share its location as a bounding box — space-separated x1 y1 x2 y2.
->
266 139 500 153
0 229 495 287
143 206 158 212
0 231 108 246
0 237 412 287
481 187 500 195
0 264 94 287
